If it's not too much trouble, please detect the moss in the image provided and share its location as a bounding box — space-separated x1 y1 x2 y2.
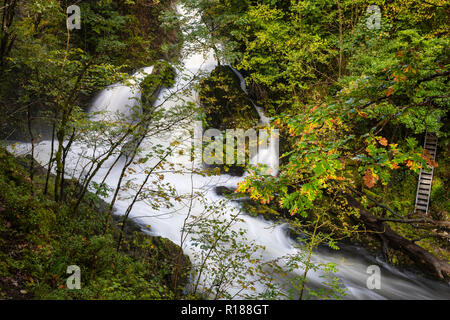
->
197 66 263 176
0 147 192 300
140 61 177 108
199 65 259 131
430 138 450 220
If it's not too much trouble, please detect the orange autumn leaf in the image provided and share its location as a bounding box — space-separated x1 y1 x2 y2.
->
386 87 394 97
423 149 432 158
357 110 369 118
429 159 439 168
290 208 298 216
363 169 378 189
377 137 388 146
406 160 415 170
310 105 319 113
421 150 439 169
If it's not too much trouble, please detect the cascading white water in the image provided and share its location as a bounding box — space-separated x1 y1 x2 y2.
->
230 66 279 176
90 67 155 121
9 6 450 300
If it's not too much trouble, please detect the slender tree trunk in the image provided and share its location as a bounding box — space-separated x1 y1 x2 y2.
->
116 150 172 250
59 128 76 201
72 127 135 214
96 153 121 195
337 0 344 79
299 216 320 300
44 115 56 195
26 104 34 194
0 0 17 68
193 214 240 296
173 162 195 299
54 109 68 202
103 155 130 233
104 132 149 234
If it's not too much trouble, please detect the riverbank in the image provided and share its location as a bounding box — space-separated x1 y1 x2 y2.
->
0 146 192 299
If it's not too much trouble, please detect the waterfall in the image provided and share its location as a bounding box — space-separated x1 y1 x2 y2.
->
229 66 279 176
8 6 450 300
89 67 155 122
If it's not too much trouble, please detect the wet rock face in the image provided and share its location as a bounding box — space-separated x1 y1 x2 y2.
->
198 66 260 175
214 186 236 197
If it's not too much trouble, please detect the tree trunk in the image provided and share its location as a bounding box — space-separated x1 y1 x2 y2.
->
0 0 18 68
26 104 34 194
345 194 450 280
44 116 56 195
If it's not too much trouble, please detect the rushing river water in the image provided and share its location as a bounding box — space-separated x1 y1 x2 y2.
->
9 6 450 300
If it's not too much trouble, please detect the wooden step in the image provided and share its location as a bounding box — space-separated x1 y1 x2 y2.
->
414 132 438 215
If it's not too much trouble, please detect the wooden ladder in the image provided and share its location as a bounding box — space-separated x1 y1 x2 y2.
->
414 132 438 215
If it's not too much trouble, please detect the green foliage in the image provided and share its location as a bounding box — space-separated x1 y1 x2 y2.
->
0 0 448 300
189 208 274 300
140 60 177 108
199 65 259 130
342 29 449 135
0 147 191 299
186 199 346 300
192 0 450 277
0 0 178 140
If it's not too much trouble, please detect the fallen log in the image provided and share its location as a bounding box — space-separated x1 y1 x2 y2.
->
379 217 450 229
345 194 450 280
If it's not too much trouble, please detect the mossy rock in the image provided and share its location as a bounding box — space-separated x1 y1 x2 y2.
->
198 66 261 175
199 65 259 131
140 60 177 109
